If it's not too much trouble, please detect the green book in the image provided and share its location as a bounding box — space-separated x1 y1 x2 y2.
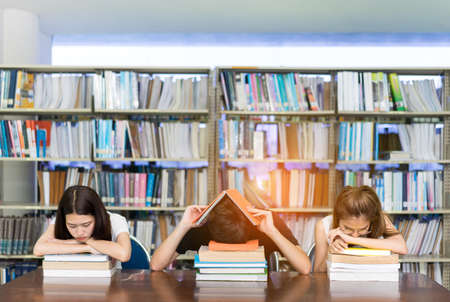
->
388 73 406 111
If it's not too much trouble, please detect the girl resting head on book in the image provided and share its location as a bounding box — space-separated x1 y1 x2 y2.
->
313 185 408 272
33 185 131 262
150 196 311 274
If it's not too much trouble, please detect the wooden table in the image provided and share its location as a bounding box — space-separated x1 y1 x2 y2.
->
0 269 448 302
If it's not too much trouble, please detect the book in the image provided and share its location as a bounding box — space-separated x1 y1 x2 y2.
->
193 189 261 227
43 268 116 278
338 247 391 256
194 255 267 268
198 246 266 262
327 253 399 264
44 254 110 262
208 239 259 251
43 261 112 270
327 270 398 282
198 267 266 274
195 272 267 282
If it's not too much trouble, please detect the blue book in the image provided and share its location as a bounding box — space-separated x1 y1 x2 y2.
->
118 173 125 206
0 121 8 157
8 70 17 108
146 172 155 207
286 74 300 111
218 119 225 159
246 74 254 111
338 123 346 160
374 123 379 160
277 74 289 111
194 255 267 268
348 123 353 161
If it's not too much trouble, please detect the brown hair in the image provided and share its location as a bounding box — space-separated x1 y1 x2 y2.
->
54 185 112 241
332 186 398 238
206 198 253 243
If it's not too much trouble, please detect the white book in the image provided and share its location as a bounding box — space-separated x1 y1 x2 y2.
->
44 268 115 278
199 267 266 274
328 270 398 282
196 272 267 282
148 76 162 109
253 131 264 160
327 261 400 271
44 254 109 262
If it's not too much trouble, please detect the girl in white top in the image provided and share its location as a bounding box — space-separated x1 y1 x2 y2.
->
314 186 408 272
34 185 131 262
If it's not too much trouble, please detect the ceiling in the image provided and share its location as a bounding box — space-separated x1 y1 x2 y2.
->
1 0 450 35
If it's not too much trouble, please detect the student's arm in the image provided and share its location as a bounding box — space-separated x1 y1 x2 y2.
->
313 220 329 272
150 205 205 271
85 232 131 262
248 208 311 274
328 216 408 254
33 224 94 256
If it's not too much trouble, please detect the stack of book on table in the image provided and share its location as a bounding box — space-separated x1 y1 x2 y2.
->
195 280 267 301
327 247 400 281
195 240 267 282
43 254 115 277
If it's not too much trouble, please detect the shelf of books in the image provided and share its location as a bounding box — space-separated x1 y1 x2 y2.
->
214 67 450 288
0 66 215 284
1 65 450 288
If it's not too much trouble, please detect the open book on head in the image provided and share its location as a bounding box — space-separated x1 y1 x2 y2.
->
193 189 262 226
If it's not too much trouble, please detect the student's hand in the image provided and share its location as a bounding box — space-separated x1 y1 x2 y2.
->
247 207 278 236
85 241 102 255
328 228 351 245
49 238 82 245
180 205 207 230
328 237 348 254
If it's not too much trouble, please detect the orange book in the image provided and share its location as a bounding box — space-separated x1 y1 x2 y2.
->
208 239 259 252
193 189 261 226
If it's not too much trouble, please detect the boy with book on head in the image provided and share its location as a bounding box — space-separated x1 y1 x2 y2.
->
33 185 131 263
150 190 311 274
314 185 408 272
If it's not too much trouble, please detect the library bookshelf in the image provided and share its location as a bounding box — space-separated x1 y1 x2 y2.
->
213 66 450 288
0 65 449 288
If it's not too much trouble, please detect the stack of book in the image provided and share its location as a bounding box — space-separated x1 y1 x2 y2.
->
43 254 115 278
195 280 267 301
327 247 400 282
195 240 267 282
193 189 268 281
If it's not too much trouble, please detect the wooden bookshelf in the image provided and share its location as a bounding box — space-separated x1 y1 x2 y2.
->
338 111 450 117
399 256 450 263
0 108 92 115
93 157 208 162
95 109 208 115
0 205 187 211
0 255 43 260
270 208 332 213
220 158 333 163
0 65 449 288
0 158 92 162
222 110 335 116
336 160 450 165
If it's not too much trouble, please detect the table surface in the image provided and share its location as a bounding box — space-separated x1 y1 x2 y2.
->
0 269 448 302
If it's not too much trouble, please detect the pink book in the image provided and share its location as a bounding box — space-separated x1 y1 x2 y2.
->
250 74 259 111
124 172 130 207
139 173 147 207
7 120 17 157
134 173 140 206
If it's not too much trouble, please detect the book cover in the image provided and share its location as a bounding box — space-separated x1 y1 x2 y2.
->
193 189 262 226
